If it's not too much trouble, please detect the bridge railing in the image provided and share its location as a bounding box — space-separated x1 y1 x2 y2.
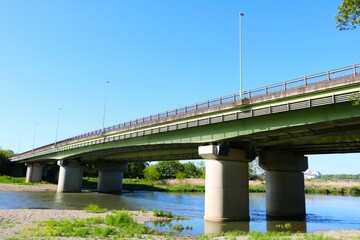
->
23 63 360 154
242 64 359 98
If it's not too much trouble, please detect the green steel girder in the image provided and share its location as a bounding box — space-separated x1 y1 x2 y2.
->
11 77 360 163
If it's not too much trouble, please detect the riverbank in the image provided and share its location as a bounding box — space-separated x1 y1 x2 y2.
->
126 178 359 196
0 208 359 239
0 182 57 192
122 178 359 195
1 177 359 196
0 208 176 239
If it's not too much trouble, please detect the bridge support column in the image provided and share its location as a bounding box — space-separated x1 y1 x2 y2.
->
57 160 84 192
199 145 254 222
95 162 128 193
259 151 308 218
25 163 44 182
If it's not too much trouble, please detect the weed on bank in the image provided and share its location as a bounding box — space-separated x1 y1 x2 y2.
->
19 210 161 239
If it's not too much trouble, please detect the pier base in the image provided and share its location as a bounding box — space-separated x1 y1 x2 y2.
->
25 163 44 183
259 151 308 217
96 162 128 193
199 145 253 222
57 160 84 192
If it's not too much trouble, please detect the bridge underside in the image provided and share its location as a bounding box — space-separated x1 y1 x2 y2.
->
31 113 360 164
64 143 200 163
229 116 360 155
64 114 360 162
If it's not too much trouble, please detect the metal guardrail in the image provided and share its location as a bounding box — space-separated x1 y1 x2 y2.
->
19 63 360 155
15 90 359 161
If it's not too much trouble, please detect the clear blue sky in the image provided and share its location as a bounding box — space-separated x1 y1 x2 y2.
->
0 0 359 174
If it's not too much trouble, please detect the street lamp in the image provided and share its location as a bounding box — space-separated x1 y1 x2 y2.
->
239 12 245 99
32 123 38 151
102 81 110 130
55 108 62 145
18 132 23 153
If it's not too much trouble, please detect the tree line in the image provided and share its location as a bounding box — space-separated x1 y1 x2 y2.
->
84 160 205 180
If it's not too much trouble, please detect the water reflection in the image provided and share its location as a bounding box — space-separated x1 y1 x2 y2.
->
204 220 249 234
266 215 307 232
266 220 307 232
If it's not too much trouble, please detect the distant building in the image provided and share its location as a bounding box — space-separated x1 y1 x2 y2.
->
304 169 322 179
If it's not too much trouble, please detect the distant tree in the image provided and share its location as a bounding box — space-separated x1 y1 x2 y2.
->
155 161 184 179
197 161 206 179
144 160 205 180
336 0 360 30
322 174 360 180
0 150 15 174
144 165 161 181
0 150 14 165
183 162 202 178
124 162 148 179
83 164 98 177
0 150 14 159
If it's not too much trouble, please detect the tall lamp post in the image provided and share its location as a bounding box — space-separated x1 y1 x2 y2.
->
32 123 38 151
55 108 62 146
102 81 110 130
239 12 245 99
18 132 23 153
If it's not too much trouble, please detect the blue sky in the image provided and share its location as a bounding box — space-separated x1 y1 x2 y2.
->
0 0 359 174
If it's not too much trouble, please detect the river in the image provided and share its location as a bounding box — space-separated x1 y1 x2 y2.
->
0 191 359 235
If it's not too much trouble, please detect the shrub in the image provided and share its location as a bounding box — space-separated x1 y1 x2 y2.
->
144 165 161 181
84 204 108 213
105 211 134 226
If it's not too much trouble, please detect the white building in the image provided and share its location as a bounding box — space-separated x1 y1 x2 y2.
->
304 169 322 179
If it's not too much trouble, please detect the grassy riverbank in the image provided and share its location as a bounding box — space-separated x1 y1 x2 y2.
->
123 178 358 196
1 175 359 196
0 175 36 185
305 179 360 195
119 178 359 196
83 177 267 193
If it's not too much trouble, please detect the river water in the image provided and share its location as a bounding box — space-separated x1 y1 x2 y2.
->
0 191 359 235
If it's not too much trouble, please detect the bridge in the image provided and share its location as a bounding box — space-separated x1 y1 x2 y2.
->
11 64 360 222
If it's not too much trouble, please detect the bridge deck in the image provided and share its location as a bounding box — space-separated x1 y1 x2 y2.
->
11 64 360 163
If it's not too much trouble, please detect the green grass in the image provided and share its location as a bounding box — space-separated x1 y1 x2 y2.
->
249 184 266 192
304 183 360 196
0 175 35 185
82 177 98 189
123 178 205 192
164 185 205 192
153 209 173 218
83 203 108 213
20 210 160 239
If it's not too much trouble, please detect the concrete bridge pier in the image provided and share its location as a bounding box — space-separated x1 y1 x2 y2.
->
25 162 44 182
95 162 128 193
259 151 308 218
199 145 253 222
57 160 84 192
